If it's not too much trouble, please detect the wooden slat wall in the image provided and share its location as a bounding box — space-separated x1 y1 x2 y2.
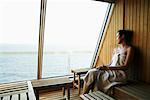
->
95 0 150 83
96 0 124 65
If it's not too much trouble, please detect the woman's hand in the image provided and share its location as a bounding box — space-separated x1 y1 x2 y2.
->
98 65 110 70
96 65 109 70
103 65 109 70
96 65 103 69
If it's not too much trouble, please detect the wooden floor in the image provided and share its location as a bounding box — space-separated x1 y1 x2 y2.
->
39 89 82 100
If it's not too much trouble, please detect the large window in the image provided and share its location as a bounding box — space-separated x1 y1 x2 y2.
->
0 0 110 82
0 0 40 83
42 1 109 78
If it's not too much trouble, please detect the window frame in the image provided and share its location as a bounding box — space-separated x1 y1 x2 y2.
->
37 0 114 79
90 3 115 68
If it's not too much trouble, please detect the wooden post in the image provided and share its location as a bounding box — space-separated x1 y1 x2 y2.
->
37 0 47 79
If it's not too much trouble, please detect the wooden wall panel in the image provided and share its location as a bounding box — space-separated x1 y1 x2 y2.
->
95 0 150 83
147 1 150 82
96 0 124 65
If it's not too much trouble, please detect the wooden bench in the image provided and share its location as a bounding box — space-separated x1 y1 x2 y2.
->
71 68 90 95
80 81 150 100
32 77 72 100
0 81 36 100
80 91 115 100
113 82 150 100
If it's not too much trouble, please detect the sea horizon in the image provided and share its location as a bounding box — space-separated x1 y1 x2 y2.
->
0 44 94 83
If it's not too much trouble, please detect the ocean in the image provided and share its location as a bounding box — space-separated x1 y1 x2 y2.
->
0 52 93 83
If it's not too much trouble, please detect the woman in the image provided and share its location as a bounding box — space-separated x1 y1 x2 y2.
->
83 30 134 94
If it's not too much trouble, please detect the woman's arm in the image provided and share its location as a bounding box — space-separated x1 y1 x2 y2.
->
123 46 134 66
100 65 127 70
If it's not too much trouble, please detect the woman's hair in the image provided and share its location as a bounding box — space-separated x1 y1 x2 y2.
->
117 30 133 45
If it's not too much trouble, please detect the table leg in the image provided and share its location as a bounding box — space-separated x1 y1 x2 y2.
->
78 74 81 95
67 85 70 100
62 87 65 98
34 89 39 100
73 73 75 89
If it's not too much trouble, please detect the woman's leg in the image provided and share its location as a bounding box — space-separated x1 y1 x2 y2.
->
82 68 98 94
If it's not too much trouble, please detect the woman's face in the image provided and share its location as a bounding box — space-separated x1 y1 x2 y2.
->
116 32 122 44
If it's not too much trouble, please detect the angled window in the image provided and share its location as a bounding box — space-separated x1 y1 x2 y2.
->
42 0 109 78
0 0 40 83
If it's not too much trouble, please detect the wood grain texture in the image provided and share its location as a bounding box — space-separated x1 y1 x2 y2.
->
0 81 35 100
95 0 150 83
39 89 81 100
113 82 150 100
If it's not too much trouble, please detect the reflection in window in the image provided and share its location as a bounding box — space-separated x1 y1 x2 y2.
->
0 0 40 83
42 1 108 78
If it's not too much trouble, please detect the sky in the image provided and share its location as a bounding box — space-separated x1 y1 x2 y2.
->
0 0 108 51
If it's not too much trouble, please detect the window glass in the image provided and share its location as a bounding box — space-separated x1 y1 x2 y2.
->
42 1 108 78
0 0 40 83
